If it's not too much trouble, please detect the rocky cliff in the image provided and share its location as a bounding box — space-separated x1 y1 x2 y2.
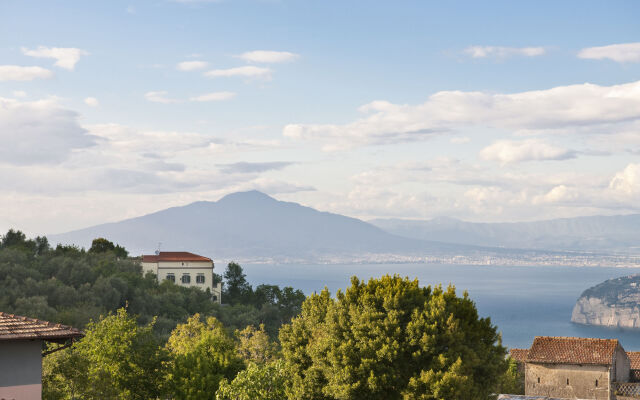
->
572 275 640 328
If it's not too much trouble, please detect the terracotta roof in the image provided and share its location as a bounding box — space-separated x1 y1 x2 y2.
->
509 348 529 362
498 396 568 400
0 312 84 342
526 336 621 365
628 351 640 369
142 252 211 262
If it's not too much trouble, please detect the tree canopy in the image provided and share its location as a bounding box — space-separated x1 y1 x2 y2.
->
0 230 304 340
165 314 245 399
279 275 508 400
88 237 128 258
43 308 167 400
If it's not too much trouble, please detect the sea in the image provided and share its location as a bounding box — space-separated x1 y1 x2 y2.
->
243 263 640 351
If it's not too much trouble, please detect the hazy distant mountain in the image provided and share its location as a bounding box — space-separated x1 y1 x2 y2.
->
370 215 640 253
49 191 465 262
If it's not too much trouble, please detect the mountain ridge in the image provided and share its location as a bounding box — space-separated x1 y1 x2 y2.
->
49 191 470 263
370 214 640 253
48 191 640 264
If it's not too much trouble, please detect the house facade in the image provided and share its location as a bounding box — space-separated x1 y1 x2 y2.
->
0 312 83 400
523 336 630 400
142 251 222 303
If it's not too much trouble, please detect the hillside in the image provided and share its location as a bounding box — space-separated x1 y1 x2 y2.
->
371 215 640 253
49 191 464 262
572 275 640 329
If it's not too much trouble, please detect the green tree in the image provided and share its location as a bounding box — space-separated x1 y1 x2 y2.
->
165 314 245 399
223 262 253 305
42 307 167 399
1 228 28 248
88 238 128 258
217 359 290 400
280 275 508 400
236 324 279 364
496 357 524 395
88 237 116 253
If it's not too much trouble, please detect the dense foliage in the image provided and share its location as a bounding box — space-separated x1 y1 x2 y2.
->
279 275 509 400
217 359 290 400
221 261 306 337
164 314 245 399
43 308 167 399
0 229 304 338
0 230 216 338
3 230 515 399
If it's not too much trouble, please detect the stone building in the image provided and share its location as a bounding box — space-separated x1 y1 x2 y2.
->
628 351 640 382
142 251 222 303
510 348 529 375
0 312 84 399
524 336 630 400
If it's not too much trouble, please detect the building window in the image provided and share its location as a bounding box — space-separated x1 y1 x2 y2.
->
181 274 191 284
566 378 569 385
537 377 540 384
166 274 175 282
196 274 205 284
595 379 598 387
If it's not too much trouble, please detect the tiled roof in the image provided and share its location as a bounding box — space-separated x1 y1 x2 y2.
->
628 351 640 369
509 348 529 362
498 396 567 400
0 312 84 341
526 336 620 365
142 252 212 262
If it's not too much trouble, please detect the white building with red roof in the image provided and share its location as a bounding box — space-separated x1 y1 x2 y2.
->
141 251 221 303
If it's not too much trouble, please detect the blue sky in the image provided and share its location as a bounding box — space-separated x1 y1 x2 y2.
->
1 0 639 234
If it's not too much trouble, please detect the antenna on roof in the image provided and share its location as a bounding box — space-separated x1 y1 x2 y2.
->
155 242 162 255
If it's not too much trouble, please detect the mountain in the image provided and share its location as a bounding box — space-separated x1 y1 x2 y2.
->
370 215 640 253
49 191 466 262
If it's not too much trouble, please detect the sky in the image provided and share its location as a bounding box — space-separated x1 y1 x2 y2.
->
1 0 640 235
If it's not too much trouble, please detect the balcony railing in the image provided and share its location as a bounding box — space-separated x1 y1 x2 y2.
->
615 382 640 398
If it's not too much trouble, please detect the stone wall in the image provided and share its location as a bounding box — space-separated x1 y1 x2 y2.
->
615 346 631 384
525 363 610 400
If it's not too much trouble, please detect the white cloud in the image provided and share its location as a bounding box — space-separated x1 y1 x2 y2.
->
578 43 640 63
144 91 180 104
21 46 88 70
609 163 640 197
237 50 299 64
480 139 575 165
464 46 546 59
12 91 27 98
204 66 272 80
450 136 470 144
189 91 236 102
0 65 53 81
84 97 99 107
532 185 579 205
284 80 640 150
0 97 97 165
177 60 209 71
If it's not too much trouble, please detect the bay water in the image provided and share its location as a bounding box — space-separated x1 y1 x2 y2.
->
243 263 640 350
